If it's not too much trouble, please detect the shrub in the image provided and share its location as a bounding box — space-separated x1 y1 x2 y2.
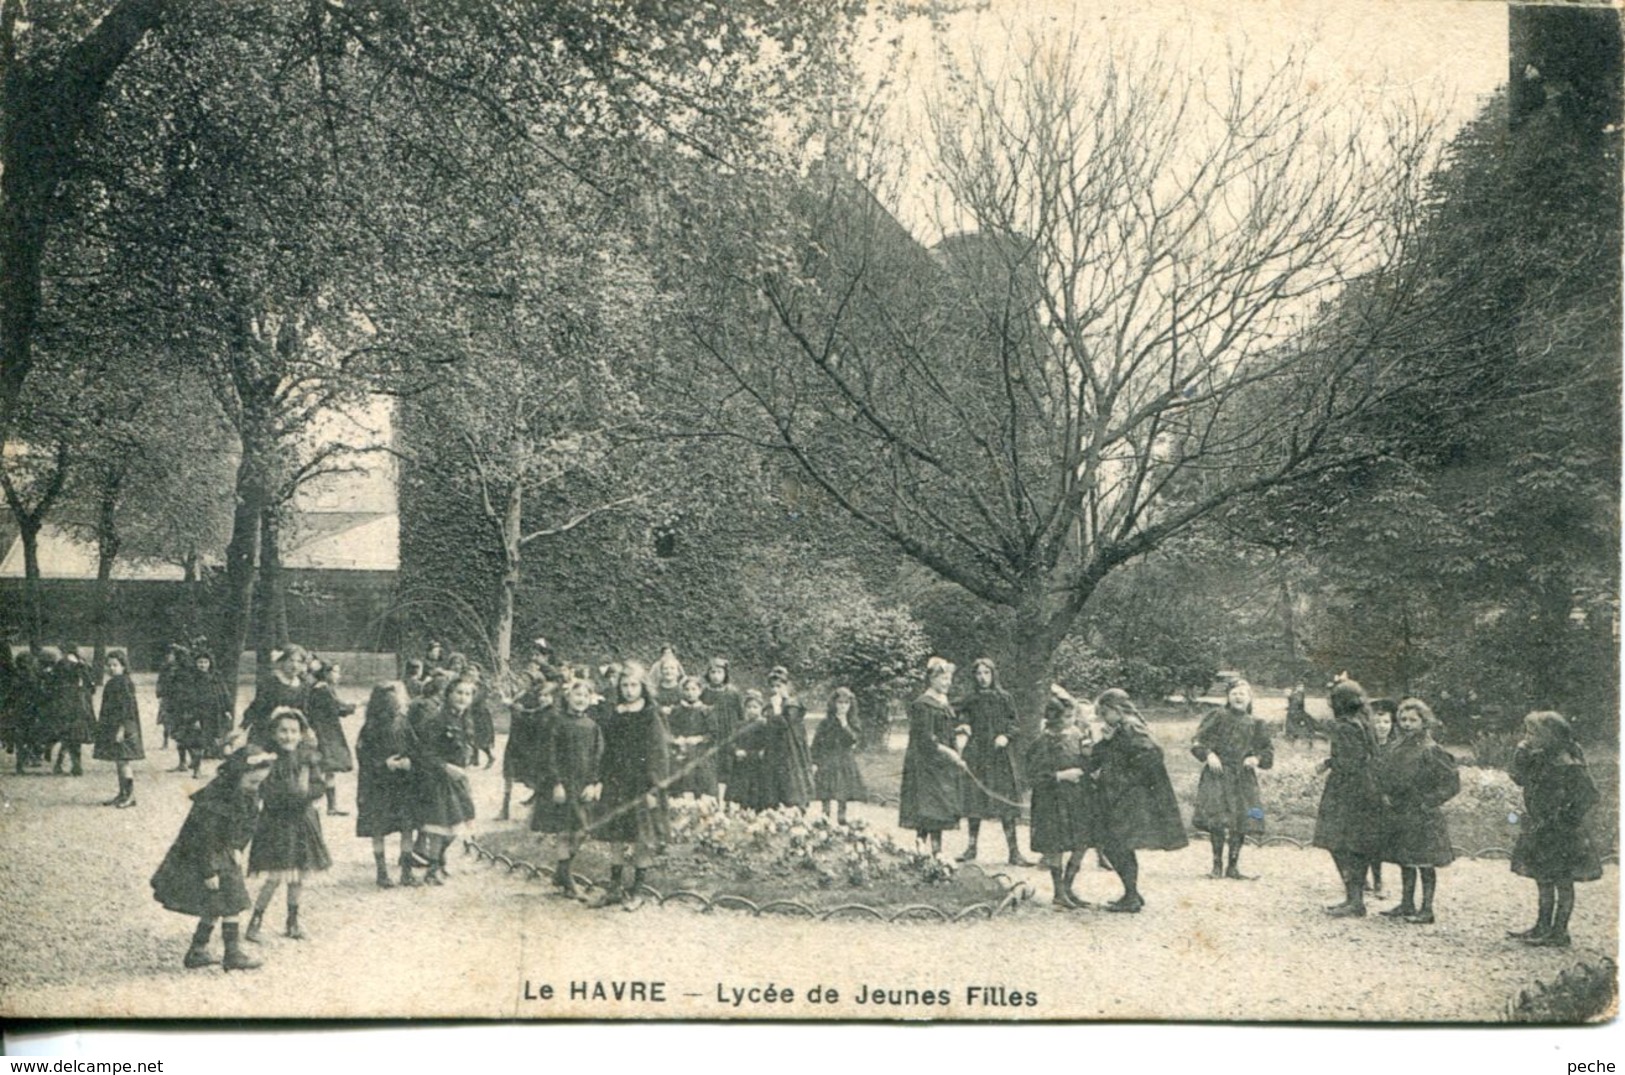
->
1505 959 1618 1023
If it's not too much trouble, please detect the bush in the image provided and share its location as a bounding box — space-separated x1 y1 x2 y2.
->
742 546 929 695
1506 959 1618 1023
1052 637 1187 701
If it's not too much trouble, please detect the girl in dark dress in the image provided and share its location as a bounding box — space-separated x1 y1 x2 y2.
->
413 678 479 884
1025 688 1097 909
1508 710 1602 948
178 651 234 778
305 661 356 817
1312 678 1383 917
150 747 274 971
650 646 686 717
1374 698 1459 924
898 657 965 857
49 646 95 776
463 665 497 770
1190 678 1274 880
156 643 187 765
1366 702 1397 899
811 687 866 823
532 678 605 899
402 659 429 698
726 690 770 811
245 709 331 942
501 667 559 821
957 658 1030 865
1090 688 1188 912
92 650 143 808
242 648 310 749
701 658 744 792
355 682 420 888
761 667 814 810
666 675 719 799
10 650 43 773
588 661 671 908
0 643 17 765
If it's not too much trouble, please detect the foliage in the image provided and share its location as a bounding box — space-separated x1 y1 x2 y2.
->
741 545 929 694
1050 637 1176 705
1505 959 1618 1024
1234 64 1622 717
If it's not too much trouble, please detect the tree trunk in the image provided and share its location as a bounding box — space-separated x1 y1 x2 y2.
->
256 507 289 672
217 451 262 706
0 0 170 444
92 476 122 667
493 484 522 683
17 517 41 650
1001 598 1071 737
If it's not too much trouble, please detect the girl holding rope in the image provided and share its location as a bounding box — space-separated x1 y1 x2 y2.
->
589 662 672 909
533 677 605 900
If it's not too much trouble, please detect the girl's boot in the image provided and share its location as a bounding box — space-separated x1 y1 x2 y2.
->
949 824 975 870
1326 875 1367 918
374 853 395 889
116 776 136 808
1003 819 1034 866
1048 867 1075 909
626 867 650 907
222 923 262 971
1508 884 1555 940
103 778 128 807
244 908 265 944
558 859 579 898
498 786 512 822
1406 869 1436 924
1526 886 1573 947
1381 867 1418 918
1061 856 1087 908
183 921 218 968
285 904 306 940
589 866 626 908
398 854 420 888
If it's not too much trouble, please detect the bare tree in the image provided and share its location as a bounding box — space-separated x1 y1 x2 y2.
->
685 40 1446 717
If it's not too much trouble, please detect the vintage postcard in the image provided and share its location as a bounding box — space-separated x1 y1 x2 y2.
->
0 0 1616 1023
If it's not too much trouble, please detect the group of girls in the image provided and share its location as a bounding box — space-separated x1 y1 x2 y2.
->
155 643 236 780
0 642 99 777
1309 676 1600 946
494 645 869 908
0 643 150 808
118 639 1615 960
152 699 334 972
912 658 1189 915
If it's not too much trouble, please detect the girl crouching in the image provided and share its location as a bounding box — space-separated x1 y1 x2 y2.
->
150 748 276 971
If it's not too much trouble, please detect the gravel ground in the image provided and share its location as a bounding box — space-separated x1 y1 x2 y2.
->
0 679 1615 1022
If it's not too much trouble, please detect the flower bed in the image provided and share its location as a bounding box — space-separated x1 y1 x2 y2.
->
477 799 1022 917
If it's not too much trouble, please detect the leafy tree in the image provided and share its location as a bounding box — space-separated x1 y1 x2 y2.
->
0 0 169 445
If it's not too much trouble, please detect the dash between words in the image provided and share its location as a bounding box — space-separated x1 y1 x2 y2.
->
522 980 1038 1007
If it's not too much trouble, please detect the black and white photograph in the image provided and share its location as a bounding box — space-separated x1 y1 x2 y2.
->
0 0 1618 1024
